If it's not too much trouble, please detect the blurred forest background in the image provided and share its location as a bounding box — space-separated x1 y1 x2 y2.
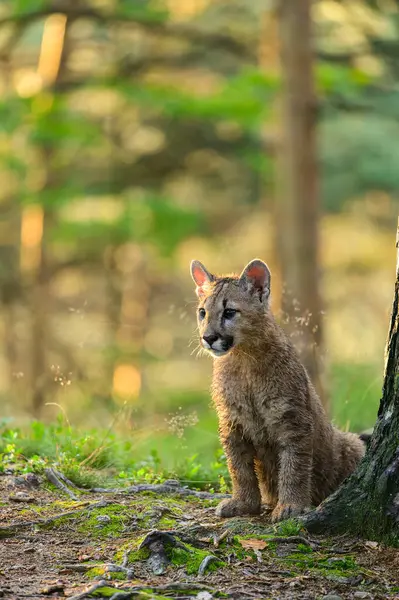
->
0 0 398 478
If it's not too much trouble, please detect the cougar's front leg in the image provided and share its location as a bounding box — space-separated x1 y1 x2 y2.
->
271 438 312 523
216 425 261 518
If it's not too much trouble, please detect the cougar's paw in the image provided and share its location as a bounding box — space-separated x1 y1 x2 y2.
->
215 498 261 518
271 503 310 523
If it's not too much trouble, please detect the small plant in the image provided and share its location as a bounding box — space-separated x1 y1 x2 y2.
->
275 518 303 536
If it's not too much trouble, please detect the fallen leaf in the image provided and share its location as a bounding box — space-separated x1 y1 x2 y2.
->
239 538 268 550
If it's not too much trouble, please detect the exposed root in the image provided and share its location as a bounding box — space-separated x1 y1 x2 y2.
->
68 579 108 600
198 554 219 575
91 479 230 500
139 529 192 575
266 535 320 550
69 582 218 600
45 467 79 500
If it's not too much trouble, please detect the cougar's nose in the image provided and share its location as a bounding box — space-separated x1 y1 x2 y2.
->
203 334 218 347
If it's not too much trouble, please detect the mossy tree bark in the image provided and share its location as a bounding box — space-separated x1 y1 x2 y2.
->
304 221 399 543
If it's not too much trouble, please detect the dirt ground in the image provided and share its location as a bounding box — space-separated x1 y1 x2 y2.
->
0 472 398 600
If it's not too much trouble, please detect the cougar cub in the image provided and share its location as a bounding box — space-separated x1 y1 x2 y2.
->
190 258 365 522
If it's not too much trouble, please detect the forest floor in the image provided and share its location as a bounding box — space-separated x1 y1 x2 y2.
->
0 471 398 600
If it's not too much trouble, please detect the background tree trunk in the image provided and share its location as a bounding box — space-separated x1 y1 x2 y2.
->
304 220 399 542
276 0 327 408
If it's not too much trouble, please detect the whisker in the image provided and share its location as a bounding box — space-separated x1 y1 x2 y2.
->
191 343 203 356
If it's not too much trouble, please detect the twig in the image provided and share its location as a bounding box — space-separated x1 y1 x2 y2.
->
91 480 230 499
45 467 79 500
68 580 108 600
198 554 220 575
60 564 94 573
214 529 230 547
137 583 215 592
266 535 320 550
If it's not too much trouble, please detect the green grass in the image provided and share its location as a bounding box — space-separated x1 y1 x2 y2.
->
0 414 229 491
330 362 381 432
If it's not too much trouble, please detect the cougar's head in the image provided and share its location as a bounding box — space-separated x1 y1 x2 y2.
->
190 259 271 358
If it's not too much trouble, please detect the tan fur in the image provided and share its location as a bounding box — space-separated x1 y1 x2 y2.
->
190 259 365 522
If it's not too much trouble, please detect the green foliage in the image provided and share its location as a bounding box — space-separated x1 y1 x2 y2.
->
12 0 49 16
0 416 230 491
321 115 399 211
116 0 169 23
330 362 381 432
275 519 303 537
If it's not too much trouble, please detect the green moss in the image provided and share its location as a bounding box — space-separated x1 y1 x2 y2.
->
91 586 121 598
86 565 127 581
113 538 151 564
127 547 151 562
86 566 106 579
278 549 359 578
296 543 313 554
171 544 224 575
77 503 131 538
157 516 176 528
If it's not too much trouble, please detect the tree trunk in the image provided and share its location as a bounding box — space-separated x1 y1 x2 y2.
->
27 13 69 416
276 0 327 408
304 220 399 543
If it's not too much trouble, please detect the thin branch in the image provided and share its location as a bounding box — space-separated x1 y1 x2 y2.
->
265 535 321 550
68 580 108 600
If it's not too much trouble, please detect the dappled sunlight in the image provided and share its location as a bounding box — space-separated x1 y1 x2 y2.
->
112 364 141 402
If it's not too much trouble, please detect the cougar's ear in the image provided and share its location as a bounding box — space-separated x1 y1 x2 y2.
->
239 259 271 301
190 260 214 298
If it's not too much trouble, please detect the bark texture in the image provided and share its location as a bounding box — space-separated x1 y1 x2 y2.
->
304 223 399 542
276 0 326 407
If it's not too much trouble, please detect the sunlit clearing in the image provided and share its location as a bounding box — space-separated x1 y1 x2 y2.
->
20 205 44 272
112 364 141 402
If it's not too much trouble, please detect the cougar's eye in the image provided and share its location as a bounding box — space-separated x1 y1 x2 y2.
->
223 308 237 320
198 308 206 320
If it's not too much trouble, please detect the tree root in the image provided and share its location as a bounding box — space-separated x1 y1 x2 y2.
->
265 535 320 550
198 554 220 575
68 580 109 600
45 467 79 500
69 582 217 600
91 479 230 499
